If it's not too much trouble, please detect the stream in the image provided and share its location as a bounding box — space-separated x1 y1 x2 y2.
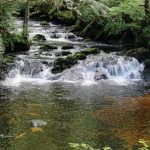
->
0 20 150 150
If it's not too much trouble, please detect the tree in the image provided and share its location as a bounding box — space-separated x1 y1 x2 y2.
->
22 0 30 39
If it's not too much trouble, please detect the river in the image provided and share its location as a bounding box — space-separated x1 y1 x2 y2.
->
0 20 150 150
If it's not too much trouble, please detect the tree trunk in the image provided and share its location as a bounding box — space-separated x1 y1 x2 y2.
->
144 0 150 17
23 0 30 39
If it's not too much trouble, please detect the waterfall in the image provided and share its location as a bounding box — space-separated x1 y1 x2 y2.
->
3 20 144 86
61 52 144 82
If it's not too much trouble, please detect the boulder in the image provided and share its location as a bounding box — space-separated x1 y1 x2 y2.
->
33 34 46 42
94 68 108 80
52 57 77 74
126 47 150 62
62 44 74 50
55 51 72 56
68 34 76 40
82 48 100 55
40 21 49 26
31 119 47 128
73 52 86 60
39 44 57 51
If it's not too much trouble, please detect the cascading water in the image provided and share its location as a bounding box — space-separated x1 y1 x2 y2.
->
61 52 144 82
3 20 144 86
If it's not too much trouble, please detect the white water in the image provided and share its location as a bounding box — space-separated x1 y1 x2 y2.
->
3 20 144 86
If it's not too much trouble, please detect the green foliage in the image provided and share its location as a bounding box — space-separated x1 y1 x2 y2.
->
69 140 150 150
69 143 112 150
138 139 149 150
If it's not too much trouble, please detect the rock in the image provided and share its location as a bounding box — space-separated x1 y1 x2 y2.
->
40 21 49 26
94 68 108 80
52 57 77 74
33 34 46 42
126 47 150 62
62 44 74 50
41 61 52 66
31 119 47 128
67 34 76 40
51 34 59 39
73 52 86 60
144 59 150 69
48 74 61 80
55 51 72 56
39 44 57 51
82 48 100 55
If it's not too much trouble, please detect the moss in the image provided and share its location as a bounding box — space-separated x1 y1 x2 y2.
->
33 34 46 42
52 57 77 74
57 10 76 25
52 48 101 74
0 55 14 79
3 34 30 53
39 44 57 51
40 21 49 26
73 52 86 60
82 48 100 55
126 47 150 62
62 44 74 50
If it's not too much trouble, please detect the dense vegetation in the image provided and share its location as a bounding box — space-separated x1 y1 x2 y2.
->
0 0 150 77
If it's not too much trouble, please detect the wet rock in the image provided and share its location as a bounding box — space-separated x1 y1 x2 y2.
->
62 44 74 50
39 44 57 51
144 59 150 69
82 48 100 55
126 47 150 62
40 21 49 26
48 74 61 80
33 34 46 42
55 51 72 56
41 61 52 66
51 34 59 39
94 68 108 80
31 119 47 128
67 34 76 40
73 52 86 60
52 57 77 74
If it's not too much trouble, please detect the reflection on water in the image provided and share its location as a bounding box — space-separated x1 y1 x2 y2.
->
0 82 150 150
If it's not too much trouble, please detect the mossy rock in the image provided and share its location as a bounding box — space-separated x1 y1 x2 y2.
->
39 44 57 51
52 56 77 74
33 34 46 42
55 51 72 56
144 59 150 69
126 47 150 62
4 33 30 53
82 48 100 55
62 44 74 50
73 52 86 60
52 48 101 74
57 10 76 25
40 21 49 26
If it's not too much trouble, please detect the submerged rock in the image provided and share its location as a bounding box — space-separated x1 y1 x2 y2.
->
51 34 59 39
31 119 47 128
33 34 46 42
94 68 108 80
